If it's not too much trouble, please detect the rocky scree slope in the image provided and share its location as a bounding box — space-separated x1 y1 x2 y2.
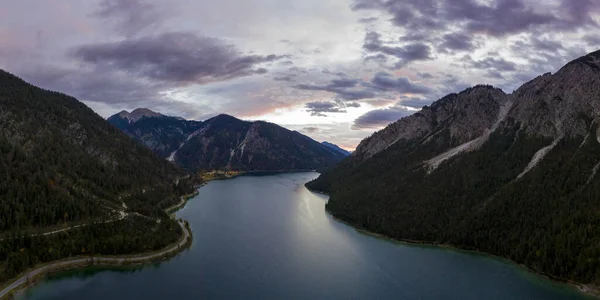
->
307 50 600 287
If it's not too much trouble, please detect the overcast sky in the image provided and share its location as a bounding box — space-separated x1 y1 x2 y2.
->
2 0 600 150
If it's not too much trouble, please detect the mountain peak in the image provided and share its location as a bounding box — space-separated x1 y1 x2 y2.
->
129 108 162 121
109 108 163 124
207 113 242 124
561 49 600 72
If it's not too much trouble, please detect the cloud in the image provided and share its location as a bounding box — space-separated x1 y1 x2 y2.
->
295 71 432 105
369 72 432 94
71 32 285 85
295 81 376 100
462 55 518 72
353 0 600 38
359 17 379 23
303 126 319 133
583 34 600 47
273 76 294 81
353 106 413 129
93 0 163 36
399 97 432 108
439 32 476 52
363 31 432 68
17 63 209 119
417 72 434 79
305 101 348 116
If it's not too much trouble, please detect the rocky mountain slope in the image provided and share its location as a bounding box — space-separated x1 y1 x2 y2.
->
108 110 204 158
108 111 347 171
0 70 194 232
307 50 600 287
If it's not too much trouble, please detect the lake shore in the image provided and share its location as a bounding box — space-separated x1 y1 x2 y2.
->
322 206 600 299
0 190 199 300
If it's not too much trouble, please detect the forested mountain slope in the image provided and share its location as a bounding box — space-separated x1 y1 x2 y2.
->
307 50 600 287
108 111 347 171
0 70 194 232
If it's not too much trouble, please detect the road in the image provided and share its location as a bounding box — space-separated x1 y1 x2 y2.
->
0 219 190 299
0 210 128 242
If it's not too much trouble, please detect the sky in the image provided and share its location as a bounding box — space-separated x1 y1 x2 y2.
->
2 0 600 150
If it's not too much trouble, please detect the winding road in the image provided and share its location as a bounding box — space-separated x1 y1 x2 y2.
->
0 219 191 299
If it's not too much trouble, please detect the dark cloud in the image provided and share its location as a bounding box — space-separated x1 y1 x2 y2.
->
295 72 432 102
399 97 431 108
353 0 600 38
439 32 475 52
273 76 294 82
305 101 348 116
295 80 376 100
17 63 208 119
463 55 518 72
400 33 428 42
302 126 319 133
369 72 432 94
253 68 269 74
359 17 379 23
417 72 434 79
362 31 432 68
353 106 412 129
71 32 285 84
583 34 600 46
364 53 388 63
531 37 564 52
93 0 162 36
486 70 504 79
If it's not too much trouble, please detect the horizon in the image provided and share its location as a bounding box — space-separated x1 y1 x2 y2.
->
2 0 600 150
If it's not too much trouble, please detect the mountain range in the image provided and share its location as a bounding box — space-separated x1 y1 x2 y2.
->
307 50 600 287
108 110 347 171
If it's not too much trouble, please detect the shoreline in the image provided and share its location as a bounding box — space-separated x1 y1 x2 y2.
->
323 206 600 298
0 190 199 300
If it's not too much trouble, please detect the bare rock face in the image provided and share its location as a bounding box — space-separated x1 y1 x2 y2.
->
508 50 600 138
354 85 509 159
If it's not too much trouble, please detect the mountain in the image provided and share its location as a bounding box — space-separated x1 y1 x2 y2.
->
322 142 351 156
108 112 347 171
107 108 164 130
108 111 204 158
307 50 600 288
0 69 196 282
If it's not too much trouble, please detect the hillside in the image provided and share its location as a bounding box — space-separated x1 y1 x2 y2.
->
322 141 351 156
108 112 347 171
307 50 600 287
0 70 195 283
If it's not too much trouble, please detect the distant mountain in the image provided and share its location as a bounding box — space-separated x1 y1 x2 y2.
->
108 112 347 171
322 141 351 156
307 50 600 288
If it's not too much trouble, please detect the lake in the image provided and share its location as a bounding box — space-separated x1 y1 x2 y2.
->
22 172 593 299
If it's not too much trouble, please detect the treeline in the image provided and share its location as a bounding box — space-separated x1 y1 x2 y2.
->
0 216 182 283
308 121 600 285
